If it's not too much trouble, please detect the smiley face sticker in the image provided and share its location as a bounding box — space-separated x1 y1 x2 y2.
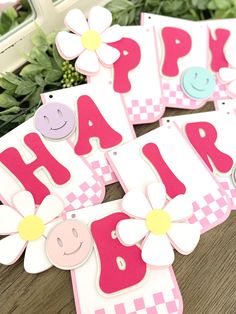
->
181 67 216 100
46 220 94 270
35 102 76 140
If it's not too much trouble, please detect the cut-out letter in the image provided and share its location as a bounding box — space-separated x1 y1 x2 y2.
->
109 38 141 93
209 28 230 72
142 142 186 198
91 213 147 294
185 122 233 173
162 27 192 77
0 133 71 204
74 95 123 155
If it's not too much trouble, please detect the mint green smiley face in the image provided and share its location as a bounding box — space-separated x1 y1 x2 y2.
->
181 67 216 100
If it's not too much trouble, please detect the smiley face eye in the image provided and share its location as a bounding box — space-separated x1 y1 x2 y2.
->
206 78 210 85
43 115 50 123
194 72 198 79
72 228 78 238
57 237 63 247
57 109 63 117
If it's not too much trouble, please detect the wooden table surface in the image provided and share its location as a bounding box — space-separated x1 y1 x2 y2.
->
1 103 236 314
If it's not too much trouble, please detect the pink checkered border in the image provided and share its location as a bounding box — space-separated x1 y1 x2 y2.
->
90 159 117 185
94 288 180 314
188 188 229 233
161 81 228 110
126 98 165 124
219 181 236 210
64 175 103 212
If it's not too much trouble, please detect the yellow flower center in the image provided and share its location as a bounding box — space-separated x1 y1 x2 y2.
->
146 209 171 235
81 30 102 51
18 216 45 241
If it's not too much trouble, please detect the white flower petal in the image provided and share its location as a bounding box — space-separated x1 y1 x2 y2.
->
96 44 120 65
44 218 63 237
218 67 236 83
101 24 123 43
88 6 112 33
64 8 89 35
122 190 152 219
36 195 64 224
225 49 236 69
75 50 100 75
116 219 148 246
56 32 84 60
168 223 200 255
147 182 166 209
12 191 35 217
0 234 26 265
227 80 236 97
0 205 22 234
24 237 52 274
164 195 193 222
141 233 174 267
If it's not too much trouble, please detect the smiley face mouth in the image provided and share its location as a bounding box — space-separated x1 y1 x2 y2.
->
64 242 83 256
51 121 67 131
190 84 206 92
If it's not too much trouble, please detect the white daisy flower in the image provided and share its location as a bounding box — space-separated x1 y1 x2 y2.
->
218 49 236 97
117 183 200 267
56 6 122 75
0 191 64 274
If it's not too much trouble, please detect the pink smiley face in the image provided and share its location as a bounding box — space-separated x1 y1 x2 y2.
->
46 220 93 270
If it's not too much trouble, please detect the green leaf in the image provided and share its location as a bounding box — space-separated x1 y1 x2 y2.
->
0 78 16 91
2 73 22 85
31 28 49 52
45 69 62 84
1 12 12 33
34 48 52 68
0 94 19 108
20 64 44 78
47 32 56 45
34 75 45 87
214 0 231 10
0 106 21 116
15 81 36 96
5 7 18 22
28 86 43 106
53 44 63 69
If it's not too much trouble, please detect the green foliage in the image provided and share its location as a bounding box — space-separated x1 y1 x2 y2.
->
105 0 236 24
0 2 32 36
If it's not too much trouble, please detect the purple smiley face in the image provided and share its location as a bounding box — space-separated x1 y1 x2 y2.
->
35 102 76 140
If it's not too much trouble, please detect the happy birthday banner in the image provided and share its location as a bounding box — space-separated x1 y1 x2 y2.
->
0 5 236 314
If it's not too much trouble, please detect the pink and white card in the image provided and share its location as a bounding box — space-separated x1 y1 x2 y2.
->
141 14 227 109
161 111 236 209
107 124 231 233
41 83 136 185
66 200 183 314
88 26 164 124
0 109 105 211
215 99 236 110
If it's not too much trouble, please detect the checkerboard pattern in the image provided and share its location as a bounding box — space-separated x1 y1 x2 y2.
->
161 80 228 110
89 159 117 185
219 181 236 209
188 188 229 233
64 175 103 212
126 98 164 124
94 288 180 314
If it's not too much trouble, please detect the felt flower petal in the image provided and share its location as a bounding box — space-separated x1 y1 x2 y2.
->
75 50 100 74
56 32 84 60
36 195 64 224
218 67 236 83
12 191 35 217
24 237 52 274
147 182 166 210
0 234 26 265
64 8 88 35
122 190 152 219
101 25 123 43
0 205 22 234
227 80 236 97
117 219 148 246
164 195 193 222
225 49 236 69
141 233 174 267
168 223 200 255
96 44 120 65
88 6 112 33
44 218 62 237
